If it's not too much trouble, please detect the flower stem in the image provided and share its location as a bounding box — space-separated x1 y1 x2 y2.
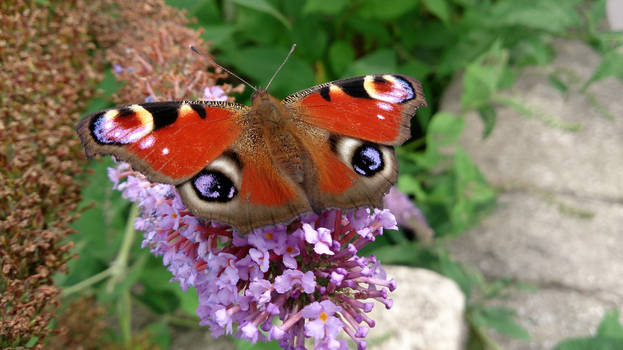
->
61 203 140 296
164 315 201 329
119 289 132 345
111 203 139 345
106 203 139 293
61 267 113 296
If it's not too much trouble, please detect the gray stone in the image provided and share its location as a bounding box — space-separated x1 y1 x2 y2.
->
366 266 466 350
449 192 623 300
442 39 623 349
443 41 623 200
485 288 614 350
607 0 623 30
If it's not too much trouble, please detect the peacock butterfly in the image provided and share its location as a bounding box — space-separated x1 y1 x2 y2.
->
76 52 427 234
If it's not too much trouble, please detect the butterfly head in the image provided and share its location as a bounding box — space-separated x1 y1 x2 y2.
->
251 89 286 125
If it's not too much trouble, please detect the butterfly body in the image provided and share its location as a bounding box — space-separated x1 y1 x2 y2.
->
247 90 306 184
77 74 426 233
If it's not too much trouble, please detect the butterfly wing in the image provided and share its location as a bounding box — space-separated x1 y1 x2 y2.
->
284 74 426 211
284 74 426 145
76 100 312 233
176 127 312 233
76 101 247 184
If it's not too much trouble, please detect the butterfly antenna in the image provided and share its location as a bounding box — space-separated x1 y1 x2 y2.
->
190 46 256 92
265 43 296 91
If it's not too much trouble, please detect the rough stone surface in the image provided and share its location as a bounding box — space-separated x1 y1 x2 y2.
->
367 266 466 350
442 39 623 349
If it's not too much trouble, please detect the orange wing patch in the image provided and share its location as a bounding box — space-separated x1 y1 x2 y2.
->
239 153 298 206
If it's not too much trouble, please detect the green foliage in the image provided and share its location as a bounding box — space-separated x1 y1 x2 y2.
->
469 306 530 340
233 338 282 350
59 158 200 346
554 310 623 350
584 51 623 88
67 0 619 348
397 112 495 236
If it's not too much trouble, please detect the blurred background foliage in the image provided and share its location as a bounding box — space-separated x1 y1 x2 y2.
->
47 0 623 349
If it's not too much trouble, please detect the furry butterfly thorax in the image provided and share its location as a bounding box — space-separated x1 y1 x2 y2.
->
76 73 427 233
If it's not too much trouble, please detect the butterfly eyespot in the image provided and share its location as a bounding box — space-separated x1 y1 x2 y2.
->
192 170 238 202
352 144 384 177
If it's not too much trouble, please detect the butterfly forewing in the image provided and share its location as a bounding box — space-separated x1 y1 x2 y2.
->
76 101 248 184
284 74 426 145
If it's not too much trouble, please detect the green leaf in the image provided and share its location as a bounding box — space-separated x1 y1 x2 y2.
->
346 50 397 77
397 173 427 201
356 0 419 20
194 0 224 24
511 35 553 66
555 338 623 350
585 0 606 32
455 148 495 203
427 112 465 149
200 24 236 48
452 0 478 6
134 287 181 315
461 41 509 110
422 0 450 23
234 7 286 46
415 112 464 169
233 0 291 29
486 0 582 33
398 59 432 80
477 105 496 138
345 18 392 48
437 252 475 297
290 18 328 63
555 310 623 349
303 0 350 15
548 73 569 96
584 51 623 88
138 255 177 291
597 310 623 339
84 70 123 114
177 287 200 316
437 29 495 75
221 46 315 97
328 41 355 76
146 320 172 350
233 337 281 350
165 0 205 13
470 306 531 340
371 243 419 265
450 196 472 234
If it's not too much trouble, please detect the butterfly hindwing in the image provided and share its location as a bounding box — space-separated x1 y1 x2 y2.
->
284 74 426 145
295 126 398 212
177 136 312 233
76 101 247 184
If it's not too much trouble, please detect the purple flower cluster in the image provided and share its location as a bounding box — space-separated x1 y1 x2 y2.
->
108 163 399 350
383 186 434 242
